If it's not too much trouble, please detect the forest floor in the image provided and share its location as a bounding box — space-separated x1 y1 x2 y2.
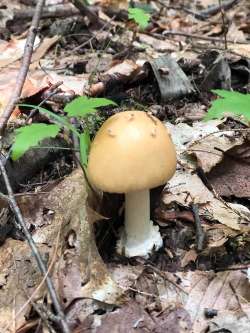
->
0 0 250 332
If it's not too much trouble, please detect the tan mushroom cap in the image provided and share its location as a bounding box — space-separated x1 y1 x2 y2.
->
87 111 176 193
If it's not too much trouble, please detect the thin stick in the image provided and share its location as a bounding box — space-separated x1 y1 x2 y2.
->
69 0 103 26
157 0 240 21
13 4 79 20
157 0 208 20
157 0 240 20
201 0 240 18
191 203 205 251
218 0 228 49
145 265 188 294
215 264 250 272
0 0 46 133
162 30 248 44
25 81 63 123
0 159 70 333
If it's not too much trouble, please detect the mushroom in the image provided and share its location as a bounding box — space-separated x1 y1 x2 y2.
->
87 111 176 257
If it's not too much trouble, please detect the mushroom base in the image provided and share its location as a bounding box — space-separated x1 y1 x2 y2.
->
117 220 163 258
116 190 163 257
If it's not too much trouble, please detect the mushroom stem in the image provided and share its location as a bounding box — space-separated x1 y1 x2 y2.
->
125 190 151 241
117 190 163 257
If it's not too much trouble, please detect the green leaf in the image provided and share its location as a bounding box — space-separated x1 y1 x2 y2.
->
64 96 116 118
79 130 91 167
211 89 244 99
128 7 150 29
20 104 80 137
204 90 250 122
11 124 60 160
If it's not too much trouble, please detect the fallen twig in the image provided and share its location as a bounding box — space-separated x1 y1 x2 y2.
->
13 4 79 20
191 203 205 251
0 159 70 333
215 264 250 272
157 0 240 20
157 0 208 20
199 0 240 18
70 0 104 27
162 30 248 44
146 264 188 294
218 0 229 50
0 0 46 134
25 81 64 123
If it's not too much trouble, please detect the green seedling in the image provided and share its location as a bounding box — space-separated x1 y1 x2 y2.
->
11 96 116 167
128 7 151 30
204 89 250 124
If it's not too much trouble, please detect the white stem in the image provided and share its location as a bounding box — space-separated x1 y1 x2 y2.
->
125 190 151 244
116 190 163 257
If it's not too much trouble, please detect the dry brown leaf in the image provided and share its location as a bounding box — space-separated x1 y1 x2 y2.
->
165 121 249 231
0 69 89 117
204 224 238 248
183 270 250 332
188 132 244 173
163 170 249 230
138 33 179 52
167 120 224 159
44 71 89 95
0 240 51 332
227 22 246 42
108 264 144 291
0 169 123 331
229 43 250 58
181 249 198 267
197 0 218 7
51 169 123 304
156 269 250 333
0 69 43 118
99 0 128 10
20 169 123 305
109 265 250 333
206 24 223 36
95 301 155 332
208 312 250 333
89 59 140 96
207 142 250 198
30 35 60 69
0 37 40 68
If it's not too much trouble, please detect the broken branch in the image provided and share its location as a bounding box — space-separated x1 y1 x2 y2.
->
0 0 46 133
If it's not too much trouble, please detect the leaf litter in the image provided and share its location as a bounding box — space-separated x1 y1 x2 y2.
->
0 0 250 332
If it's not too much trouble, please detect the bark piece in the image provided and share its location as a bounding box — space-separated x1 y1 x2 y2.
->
148 55 194 102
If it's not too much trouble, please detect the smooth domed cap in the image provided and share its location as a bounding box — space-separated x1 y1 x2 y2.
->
87 111 176 193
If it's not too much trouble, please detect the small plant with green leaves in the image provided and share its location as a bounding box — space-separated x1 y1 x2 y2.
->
11 97 116 167
128 6 151 30
204 90 250 124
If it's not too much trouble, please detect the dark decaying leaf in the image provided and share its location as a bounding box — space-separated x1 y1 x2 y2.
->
200 57 231 91
147 55 194 102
